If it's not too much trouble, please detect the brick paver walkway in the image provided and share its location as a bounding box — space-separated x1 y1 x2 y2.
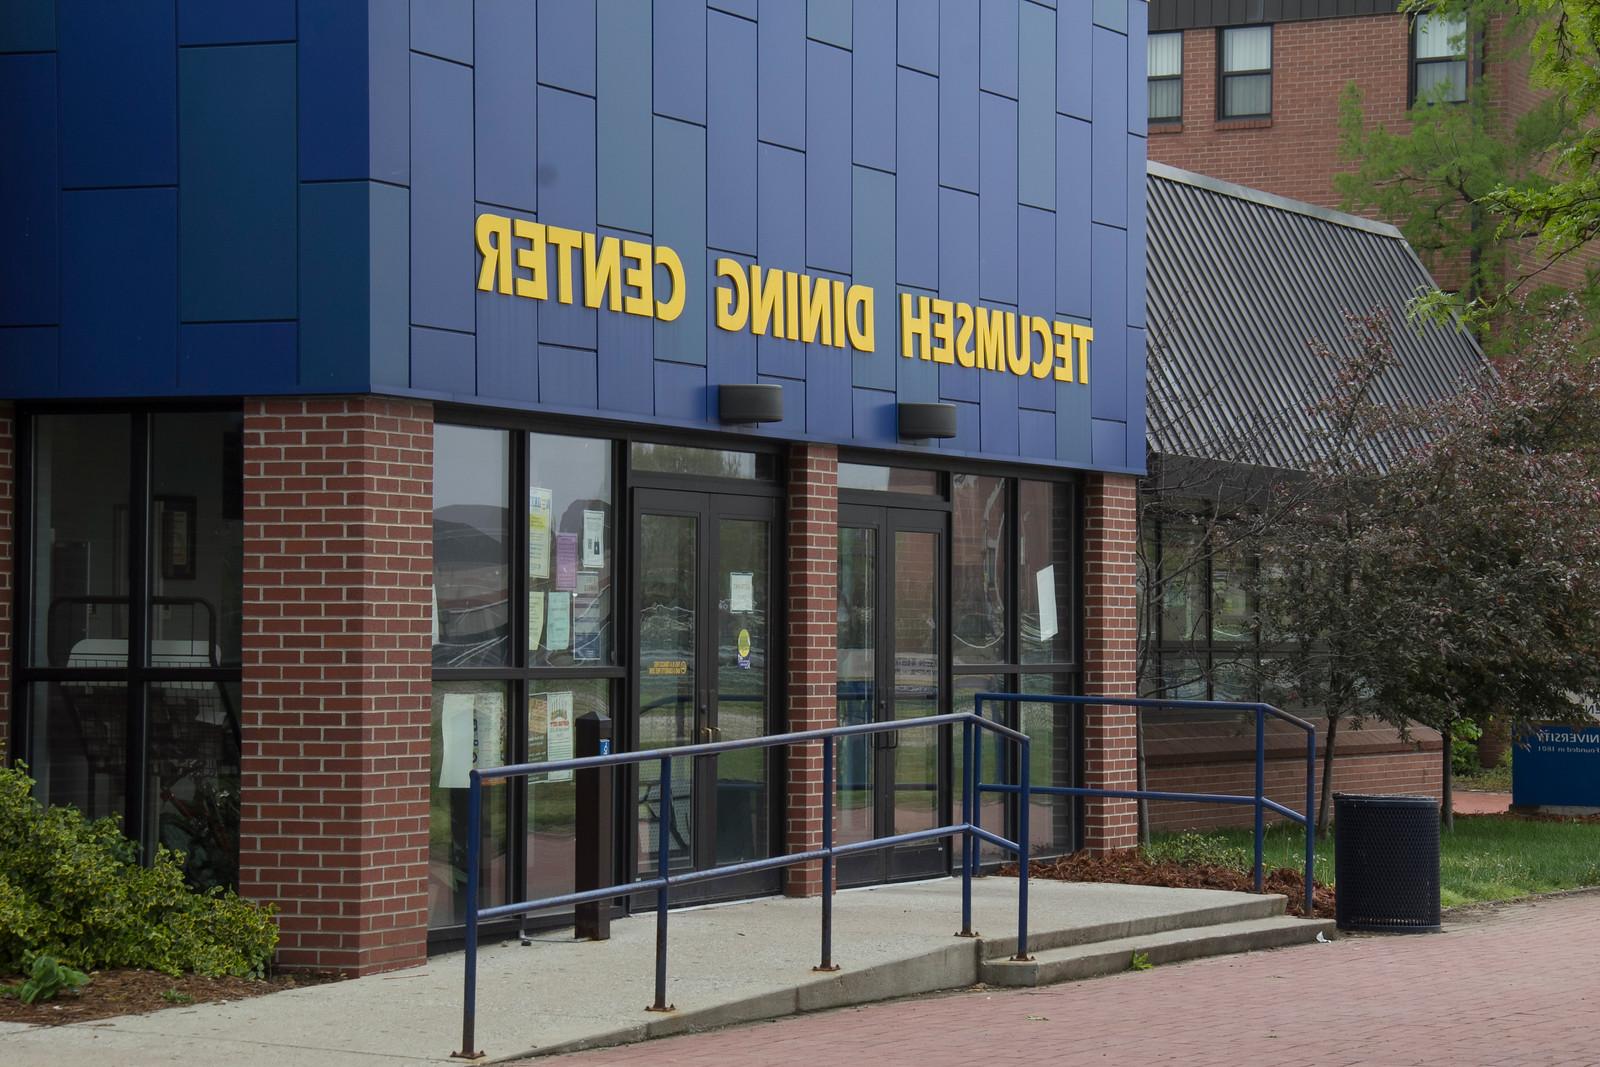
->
1454 790 1511 815
543 892 1599 1066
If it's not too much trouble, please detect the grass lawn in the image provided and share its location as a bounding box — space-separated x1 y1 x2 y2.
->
1147 815 1600 908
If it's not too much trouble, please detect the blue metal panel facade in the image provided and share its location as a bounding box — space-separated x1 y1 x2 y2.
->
1 0 1149 475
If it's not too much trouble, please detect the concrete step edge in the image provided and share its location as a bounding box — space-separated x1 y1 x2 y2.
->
979 915 1337 987
980 894 1287 959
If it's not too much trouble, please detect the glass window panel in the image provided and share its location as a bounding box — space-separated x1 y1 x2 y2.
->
528 433 614 668
1211 657 1257 703
1210 539 1253 644
147 680 241 889
149 412 244 668
952 474 1009 664
952 673 1008 859
525 679 609 911
1158 654 1208 701
836 525 877 849
714 517 771 865
1416 14 1465 58
1260 655 1315 712
27 681 127 823
1022 673 1077 855
433 425 511 668
1222 26 1271 71
1158 520 1205 644
31 414 131 667
1417 60 1467 102
837 462 939 495
637 513 698 875
429 681 512 928
1223 73 1271 116
1019 479 1073 664
1149 79 1182 121
1148 32 1183 77
630 442 774 480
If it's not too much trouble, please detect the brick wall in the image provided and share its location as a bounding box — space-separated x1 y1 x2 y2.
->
1146 726 1443 833
0 405 12 753
784 443 837 896
238 397 434 974
1082 473 1141 851
1148 16 1411 211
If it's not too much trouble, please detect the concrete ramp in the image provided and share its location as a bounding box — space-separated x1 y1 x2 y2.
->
0 879 1332 1066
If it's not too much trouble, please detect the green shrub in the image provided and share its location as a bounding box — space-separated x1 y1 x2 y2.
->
0 763 277 978
1451 720 1484 777
15 954 89 1004
1143 831 1252 871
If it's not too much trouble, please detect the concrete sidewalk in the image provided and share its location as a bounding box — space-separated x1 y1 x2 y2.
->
0 879 1294 1066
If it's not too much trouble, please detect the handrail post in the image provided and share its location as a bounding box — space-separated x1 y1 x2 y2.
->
1305 726 1317 915
453 771 483 1059
958 714 975 937
1011 736 1032 962
816 738 840 971
647 757 674 1012
1253 707 1266 894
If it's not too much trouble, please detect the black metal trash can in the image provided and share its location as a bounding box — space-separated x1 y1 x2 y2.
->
1334 793 1441 933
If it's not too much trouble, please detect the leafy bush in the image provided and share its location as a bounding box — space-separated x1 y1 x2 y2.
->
1452 720 1484 777
14 954 89 1004
1142 831 1252 871
0 763 277 978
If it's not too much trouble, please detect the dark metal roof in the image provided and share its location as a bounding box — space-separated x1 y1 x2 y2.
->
1151 0 1401 32
1144 161 1491 471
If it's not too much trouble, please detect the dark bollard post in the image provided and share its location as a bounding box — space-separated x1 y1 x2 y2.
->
574 712 614 941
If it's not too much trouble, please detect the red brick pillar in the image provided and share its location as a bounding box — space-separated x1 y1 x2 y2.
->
238 397 434 974
784 443 838 896
0 405 12 751
1082 472 1140 852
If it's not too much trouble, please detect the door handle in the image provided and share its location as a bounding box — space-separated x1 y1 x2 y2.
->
700 724 721 743
878 699 898 749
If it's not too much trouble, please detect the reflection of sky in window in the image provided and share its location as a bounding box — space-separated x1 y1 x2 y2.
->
435 425 508 518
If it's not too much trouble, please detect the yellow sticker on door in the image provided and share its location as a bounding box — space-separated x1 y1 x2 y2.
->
737 629 752 669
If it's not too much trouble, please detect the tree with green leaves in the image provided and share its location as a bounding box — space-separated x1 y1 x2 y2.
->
1335 2 1579 316
1259 300 1600 831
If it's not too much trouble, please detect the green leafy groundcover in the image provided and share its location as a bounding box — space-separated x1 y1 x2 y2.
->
0 764 277 978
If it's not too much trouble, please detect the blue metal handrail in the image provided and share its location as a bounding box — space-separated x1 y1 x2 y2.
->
972 694 1318 915
453 710 1031 1060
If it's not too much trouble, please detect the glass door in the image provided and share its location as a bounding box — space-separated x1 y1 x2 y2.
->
837 505 948 885
632 489 780 902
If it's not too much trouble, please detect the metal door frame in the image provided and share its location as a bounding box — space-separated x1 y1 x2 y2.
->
836 504 950 886
628 487 783 905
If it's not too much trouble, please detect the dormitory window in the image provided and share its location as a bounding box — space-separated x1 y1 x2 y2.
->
1148 32 1183 122
1219 25 1272 119
1413 13 1468 104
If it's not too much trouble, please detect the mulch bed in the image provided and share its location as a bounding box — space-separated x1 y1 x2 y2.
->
0 969 343 1026
998 850 1337 919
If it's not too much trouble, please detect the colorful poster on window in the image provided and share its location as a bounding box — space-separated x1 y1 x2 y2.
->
473 692 505 772
545 691 574 783
555 532 578 590
529 488 554 579
572 596 601 662
528 591 545 652
582 509 605 568
546 591 571 651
